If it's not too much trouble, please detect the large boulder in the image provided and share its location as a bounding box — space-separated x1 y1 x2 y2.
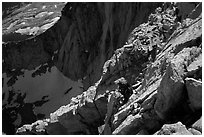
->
154 62 185 120
185 78 202 111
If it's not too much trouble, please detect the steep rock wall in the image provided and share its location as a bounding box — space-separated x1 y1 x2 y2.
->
57 2 163 89
16 3 202 135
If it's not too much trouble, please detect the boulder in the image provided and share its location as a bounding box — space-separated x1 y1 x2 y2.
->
154 62 185 120
186 53 202 80
155 45 202 120
154 122 192 135
192 116 202 132
185 78 202 110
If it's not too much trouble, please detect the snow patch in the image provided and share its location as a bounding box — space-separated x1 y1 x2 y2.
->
40 17 60 31
48 12 54 16
35 11 54 18
15 26 40 35
54 50 58 54
51 17 60 23
20 22 26 25
15 27 31 34
35 12 48 18
28 8 37 11
42 6 46 9
7 20 18 30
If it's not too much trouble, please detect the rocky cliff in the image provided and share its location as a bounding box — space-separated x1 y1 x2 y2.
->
2 2 202 135
2 2 162 134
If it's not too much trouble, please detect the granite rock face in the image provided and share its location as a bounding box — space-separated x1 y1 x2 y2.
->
2 2 202 135
57 2 164 88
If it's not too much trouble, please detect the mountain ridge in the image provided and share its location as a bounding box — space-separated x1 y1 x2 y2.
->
2 2 202 135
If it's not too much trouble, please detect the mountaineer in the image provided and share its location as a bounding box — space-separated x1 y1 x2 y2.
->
103 77 133 134
115 77 133 104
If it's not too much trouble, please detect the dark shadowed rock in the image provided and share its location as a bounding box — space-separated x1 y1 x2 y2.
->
185 78 202 111
175 2 201 20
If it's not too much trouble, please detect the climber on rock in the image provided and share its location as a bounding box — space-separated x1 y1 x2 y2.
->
174 6 182 23
103 77 133 134
149 44 157 62
114 77 133 104
103 78 133 134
